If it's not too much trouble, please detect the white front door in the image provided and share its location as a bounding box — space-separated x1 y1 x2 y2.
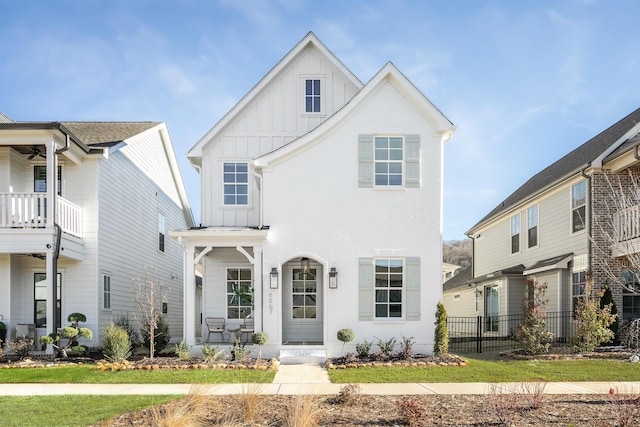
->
282 265 323 344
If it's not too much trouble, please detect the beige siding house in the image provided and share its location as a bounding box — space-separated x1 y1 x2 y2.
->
0 117 194 349
456 108 640 330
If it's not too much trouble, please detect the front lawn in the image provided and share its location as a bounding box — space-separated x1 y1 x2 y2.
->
0 365 275 384
328 357 640 383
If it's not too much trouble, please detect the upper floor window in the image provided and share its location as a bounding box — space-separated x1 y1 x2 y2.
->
572 181 586 233
527 205 538 248
305 79 321 113
375 136 403 186
158 212 165 252
375 258 403 318
223 162 249 205
34 165 61 195
511 214 520 254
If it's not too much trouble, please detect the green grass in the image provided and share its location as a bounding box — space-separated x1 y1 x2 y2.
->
0 365 275 384
0 395 179 427
328 358 640 383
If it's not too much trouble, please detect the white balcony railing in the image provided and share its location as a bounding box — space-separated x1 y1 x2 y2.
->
0 192 82 238
613 205 640 242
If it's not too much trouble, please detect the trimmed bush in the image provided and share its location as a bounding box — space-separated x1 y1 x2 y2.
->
434 302 448 356
337 328 355 356
102 322 132 362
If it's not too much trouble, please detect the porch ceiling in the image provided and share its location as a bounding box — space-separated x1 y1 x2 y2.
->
169 226 268 247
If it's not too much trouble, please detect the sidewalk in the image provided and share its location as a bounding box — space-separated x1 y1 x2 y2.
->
0 364 639 396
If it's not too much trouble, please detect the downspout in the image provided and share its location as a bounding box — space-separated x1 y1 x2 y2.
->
55 132 70 155
581 165 592 280
251 165 264 229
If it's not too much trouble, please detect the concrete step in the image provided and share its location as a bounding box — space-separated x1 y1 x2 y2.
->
279 347 326 365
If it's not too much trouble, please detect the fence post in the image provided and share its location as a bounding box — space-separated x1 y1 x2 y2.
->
476 315 483 353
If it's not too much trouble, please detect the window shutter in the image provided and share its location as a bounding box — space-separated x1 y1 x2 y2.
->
358 134 374 188
405 134 420 188
405 257 421 320
358 257 374 320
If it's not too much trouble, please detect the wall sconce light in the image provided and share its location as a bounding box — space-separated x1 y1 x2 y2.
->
329 267 338 289
301 257 310 277
270 267 279 289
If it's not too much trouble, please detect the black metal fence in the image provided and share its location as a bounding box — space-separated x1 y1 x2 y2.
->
447 311 576 353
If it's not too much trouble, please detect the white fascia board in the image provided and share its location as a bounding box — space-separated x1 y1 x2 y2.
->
169 227 268 247
593 122 640 168
187 32 363 160
254 62 455 168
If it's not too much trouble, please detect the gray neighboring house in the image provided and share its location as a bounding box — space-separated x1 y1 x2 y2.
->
455 108 640 331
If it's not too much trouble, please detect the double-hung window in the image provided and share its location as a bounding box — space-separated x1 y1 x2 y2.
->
511 214 520 254
375 259 403 318
527 205 538 248
226 268 253 319
374 136 403 186
305 79 321 113
572 271 586 313
572 181 586 233
223 162 249 205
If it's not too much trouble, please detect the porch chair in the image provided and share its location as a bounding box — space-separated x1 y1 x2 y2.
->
15 323 36 350
239 316 254 343
205 317 225 343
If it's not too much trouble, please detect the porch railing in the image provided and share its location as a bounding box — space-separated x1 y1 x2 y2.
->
613 205 640 242
447 311 576 353
0 192 82 238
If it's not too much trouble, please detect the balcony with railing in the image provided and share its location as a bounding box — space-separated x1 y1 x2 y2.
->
0 193 82 238
612 205 640 256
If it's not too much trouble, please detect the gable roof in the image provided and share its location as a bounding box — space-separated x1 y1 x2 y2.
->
61 122 160 146
187 32 363 163
443 265 472 291
253 61 455 167
467 107 640 233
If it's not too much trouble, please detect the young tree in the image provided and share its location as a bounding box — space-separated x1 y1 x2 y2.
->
572 273 616 353
133 272 167 359
434 302 448 356
515 280 553 355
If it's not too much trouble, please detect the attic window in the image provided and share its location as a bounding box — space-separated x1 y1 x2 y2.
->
305 79 321 113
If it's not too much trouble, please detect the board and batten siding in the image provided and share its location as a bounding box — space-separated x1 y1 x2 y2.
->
97 150 188 342
199 42 360 227
473 178 589 278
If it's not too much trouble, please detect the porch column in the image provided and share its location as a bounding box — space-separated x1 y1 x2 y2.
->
45 139 56 229
183 245 196 345
45 251 55 354
253 245 263 332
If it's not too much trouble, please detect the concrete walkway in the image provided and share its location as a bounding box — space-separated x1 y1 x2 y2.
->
0 363 639 396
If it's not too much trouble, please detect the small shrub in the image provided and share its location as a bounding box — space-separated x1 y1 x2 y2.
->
515 280 553 355
375 337 396 357
174 341 191 361
355 339 372 359
10 339 32 360
201 344 222 364
232 338 250 363
397 396 429 426
142 315 170 356
572 274 616 353
517 381 547 410
114 315 141 348
282 395 318 427
434 302 448 355
337 328 355 356
486 384 519 427
336 383 363 406
398 335 415 360
102 322 132 362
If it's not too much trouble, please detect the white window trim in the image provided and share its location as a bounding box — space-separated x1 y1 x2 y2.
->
102 274 112 311
527 204 539 249
220 160 252 209
571 180 587 235
373 257 405 321
510 213 520 255
373 135 405 189
300 75 326 117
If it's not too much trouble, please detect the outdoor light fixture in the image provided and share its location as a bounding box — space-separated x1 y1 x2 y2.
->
329 267 338 289
300 257 310 277
270 267 279 289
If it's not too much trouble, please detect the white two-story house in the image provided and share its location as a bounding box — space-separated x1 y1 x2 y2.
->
455 108 640 333
171 32 455 358
0 115 194 348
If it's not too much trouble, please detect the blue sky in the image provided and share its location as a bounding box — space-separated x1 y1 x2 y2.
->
3 0 640 241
